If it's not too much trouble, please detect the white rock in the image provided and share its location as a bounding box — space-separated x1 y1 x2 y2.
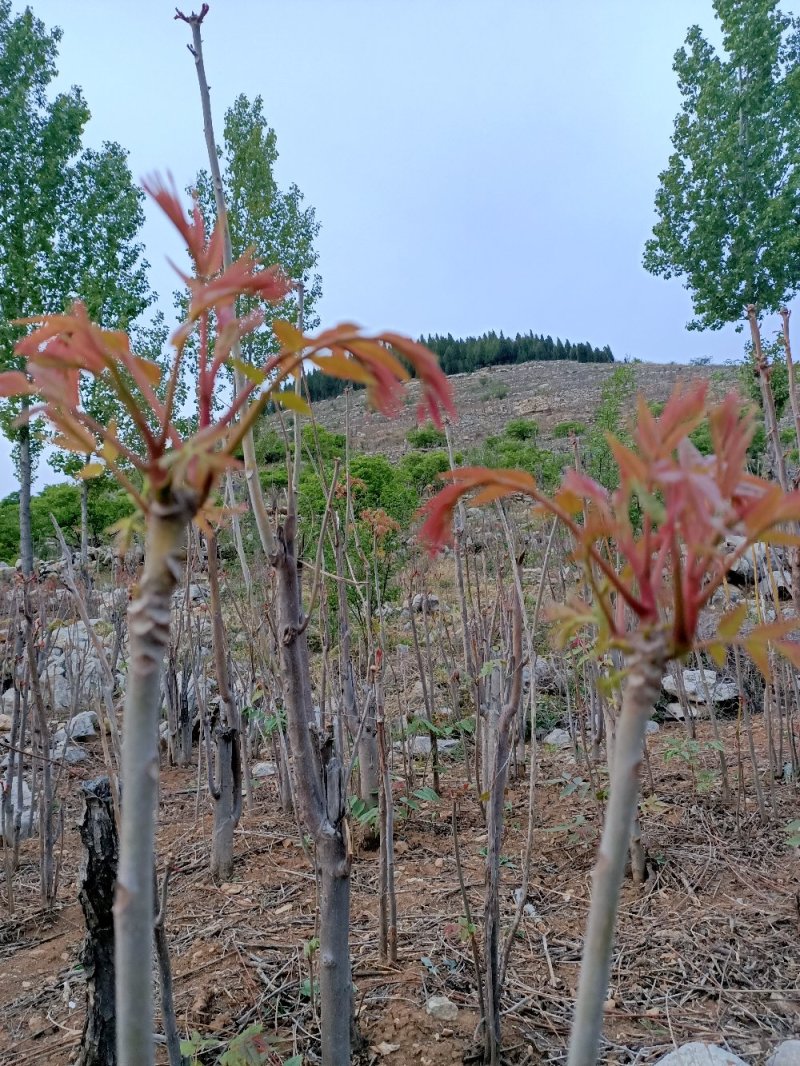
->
645 720 660 735
766 1041 800 1066
51 742 89 765
662 669 738 705
1 778 37 842
654 1042 749 1066
66 711 98 740
425 995 458 1021
663 701 710 722
410 592 439 613
251 761 278 778
543 728 572 749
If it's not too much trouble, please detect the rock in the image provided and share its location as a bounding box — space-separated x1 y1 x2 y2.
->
251 761 278 778
51 742 89 765
66 711 98 740
392 734 458 757
759 569 793 601
766 1041 800 1066
523 656 564 694
725 535 767 586
0 712 12 730
426 995 458 1021
645 719 660 735
662 669 738 705
663 701 710 722
1 778 37 842
543 728 572 749
654 1043 749 1066
410 592 439 613
172 582 210 607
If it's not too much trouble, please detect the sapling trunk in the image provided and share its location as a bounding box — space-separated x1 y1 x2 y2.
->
567 633 666 1066
206 533 242 881
78 776 118 1066
18 419 33 577
80 460 90 574
153 869 183 1066
275 508 353 1065
115 493 194 1066
483 569 523 1066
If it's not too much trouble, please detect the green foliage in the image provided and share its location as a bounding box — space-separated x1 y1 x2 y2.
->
303 328 614 403
469 432 566 493
255 427 286 465
302 424 346 462
194 92 321 365
426 329 614 375
643 0 800 329
504 418 538 441
406 424 446 449
553 420 587 438
0 476 134 563
584 365 637 489
398 449 450 494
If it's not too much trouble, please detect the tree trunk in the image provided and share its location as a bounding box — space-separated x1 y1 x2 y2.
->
206 533 242 882
210 725 242 881
567 634 666 1066
275 510 353 1065
18 421 33 576
318 832 353 1066
80 459 90 573
483 578 523 1065
78 776 118 1066
115 492 194 1066
153 870 184 1066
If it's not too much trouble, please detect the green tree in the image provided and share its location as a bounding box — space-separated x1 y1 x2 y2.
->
644 0 800 330
194 92 321 365
0 3 150 571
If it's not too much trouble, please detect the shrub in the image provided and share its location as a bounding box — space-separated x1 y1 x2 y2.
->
406 425 446 449
504 418 538 441
398 449 450 493
553 419 587 439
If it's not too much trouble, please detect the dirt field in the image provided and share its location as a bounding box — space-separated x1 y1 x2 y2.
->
1 717 798 1066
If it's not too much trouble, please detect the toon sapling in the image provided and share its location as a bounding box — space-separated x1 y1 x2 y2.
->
421 383 800 1065
1 174 454 1066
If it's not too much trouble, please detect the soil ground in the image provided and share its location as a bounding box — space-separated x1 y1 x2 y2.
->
1 717 798 1066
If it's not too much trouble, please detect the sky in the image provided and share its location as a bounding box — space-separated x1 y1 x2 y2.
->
2 0 758 496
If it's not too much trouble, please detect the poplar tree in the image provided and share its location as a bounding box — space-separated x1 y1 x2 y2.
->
643 0 800 330
0 3 150 572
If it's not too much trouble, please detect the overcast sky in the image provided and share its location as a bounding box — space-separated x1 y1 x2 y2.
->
3 1 757 495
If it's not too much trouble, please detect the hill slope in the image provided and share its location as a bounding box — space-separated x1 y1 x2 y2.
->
308 359 739 459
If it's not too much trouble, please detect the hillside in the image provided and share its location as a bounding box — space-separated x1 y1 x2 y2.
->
307 359 739 459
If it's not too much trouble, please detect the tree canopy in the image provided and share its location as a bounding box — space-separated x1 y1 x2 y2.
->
301 329 614 403
643 0 800 330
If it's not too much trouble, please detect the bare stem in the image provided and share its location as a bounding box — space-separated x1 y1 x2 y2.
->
567 632 666 1066
115 492 194 1066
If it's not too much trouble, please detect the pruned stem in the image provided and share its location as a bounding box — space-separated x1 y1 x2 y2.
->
567 632 666 1066
115 492 195 1066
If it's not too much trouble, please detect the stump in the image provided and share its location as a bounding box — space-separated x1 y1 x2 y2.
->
77 776 118 1066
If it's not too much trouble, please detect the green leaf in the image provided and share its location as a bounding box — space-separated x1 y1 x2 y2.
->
717 602 747 641
275 390 311 416
219 1024 274 1066
77 461 105 480
230 356 267 385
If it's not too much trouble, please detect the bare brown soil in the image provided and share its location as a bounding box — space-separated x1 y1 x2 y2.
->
1 717 798 1066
